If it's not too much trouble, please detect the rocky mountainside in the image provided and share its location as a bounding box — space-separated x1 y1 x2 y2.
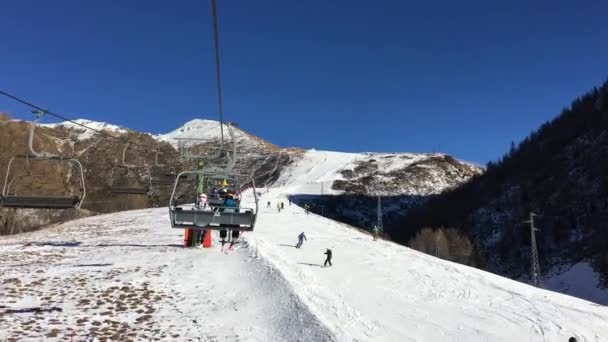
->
276 150 482 235
0 116 286 235
395 80 608 304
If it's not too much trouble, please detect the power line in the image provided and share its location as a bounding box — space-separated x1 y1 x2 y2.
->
0 90 153 149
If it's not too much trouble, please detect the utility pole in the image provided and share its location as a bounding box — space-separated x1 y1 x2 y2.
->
524 212 543 287
436 235 440 257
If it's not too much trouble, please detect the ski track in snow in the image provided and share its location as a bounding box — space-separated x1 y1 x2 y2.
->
1 149 607 341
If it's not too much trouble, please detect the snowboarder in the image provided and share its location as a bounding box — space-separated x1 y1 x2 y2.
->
372 225 380 241
324 248 332 267
267 201 271 208
296 232 307 248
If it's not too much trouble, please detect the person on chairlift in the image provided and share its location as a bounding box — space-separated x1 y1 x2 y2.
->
211 187 219 199
198 193 208 209
223 194 238 213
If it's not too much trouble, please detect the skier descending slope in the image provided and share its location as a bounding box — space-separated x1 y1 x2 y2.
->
324 248 333 267
296 232 307 248
372 225 380 241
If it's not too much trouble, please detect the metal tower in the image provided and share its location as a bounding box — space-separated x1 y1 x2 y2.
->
524 212 543 287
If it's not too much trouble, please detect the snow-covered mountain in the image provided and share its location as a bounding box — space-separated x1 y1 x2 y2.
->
1 167 606 341
154 119 270 148
42 119 129 140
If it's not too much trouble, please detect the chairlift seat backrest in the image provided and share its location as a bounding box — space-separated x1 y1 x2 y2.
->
111 187 149 195
0 195 80 209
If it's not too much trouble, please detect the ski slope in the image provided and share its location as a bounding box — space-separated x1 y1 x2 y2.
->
244 150 608 342
0 210 333 341
1 149 607 341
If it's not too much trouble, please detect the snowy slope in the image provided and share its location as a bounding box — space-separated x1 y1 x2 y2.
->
243 152 608 342
40 118 269 151
275 150 359 195
544 262 608 305
1 151 607 341
274 150 481 197
0 209 333 341
155 119 267 149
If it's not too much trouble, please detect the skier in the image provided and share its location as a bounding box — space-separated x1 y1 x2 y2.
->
280 201 285 210
324 248 332 267
296 232 307 248
277 202 281 213
372 225 380 241
267 201 271 208
304 204 310 215
288 198 292 206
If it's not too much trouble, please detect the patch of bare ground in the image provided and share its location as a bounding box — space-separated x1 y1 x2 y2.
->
1 265 173 340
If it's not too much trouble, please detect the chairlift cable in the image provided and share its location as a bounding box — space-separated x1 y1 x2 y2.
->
0 90 151 149
211 0 225 157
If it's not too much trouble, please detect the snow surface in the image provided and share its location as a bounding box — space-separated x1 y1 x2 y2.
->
244 151 608 341
1 150 607 341
0 210 333 341
41 118 262 149
155 119 259 148
545 262 608 305
274 150 478 197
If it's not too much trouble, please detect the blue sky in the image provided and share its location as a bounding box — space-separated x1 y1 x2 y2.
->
1 0 607 164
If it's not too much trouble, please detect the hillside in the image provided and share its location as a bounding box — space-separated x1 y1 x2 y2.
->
1 180 606 341
279 150 482 235
0 116 288 235
396 80 608 304
1 115 478 239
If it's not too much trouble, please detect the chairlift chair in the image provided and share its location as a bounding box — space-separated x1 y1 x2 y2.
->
108 144 151 195
0 112 86 209
168 170 258 232
149 152 178 193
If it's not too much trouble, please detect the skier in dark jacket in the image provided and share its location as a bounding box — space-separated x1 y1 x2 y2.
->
324 248 332 267
296 232 307 248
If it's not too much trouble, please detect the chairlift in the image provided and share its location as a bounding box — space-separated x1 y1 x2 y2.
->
0 111 86 209
149 152 178 194
168 170 258 232
109 144 151 195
